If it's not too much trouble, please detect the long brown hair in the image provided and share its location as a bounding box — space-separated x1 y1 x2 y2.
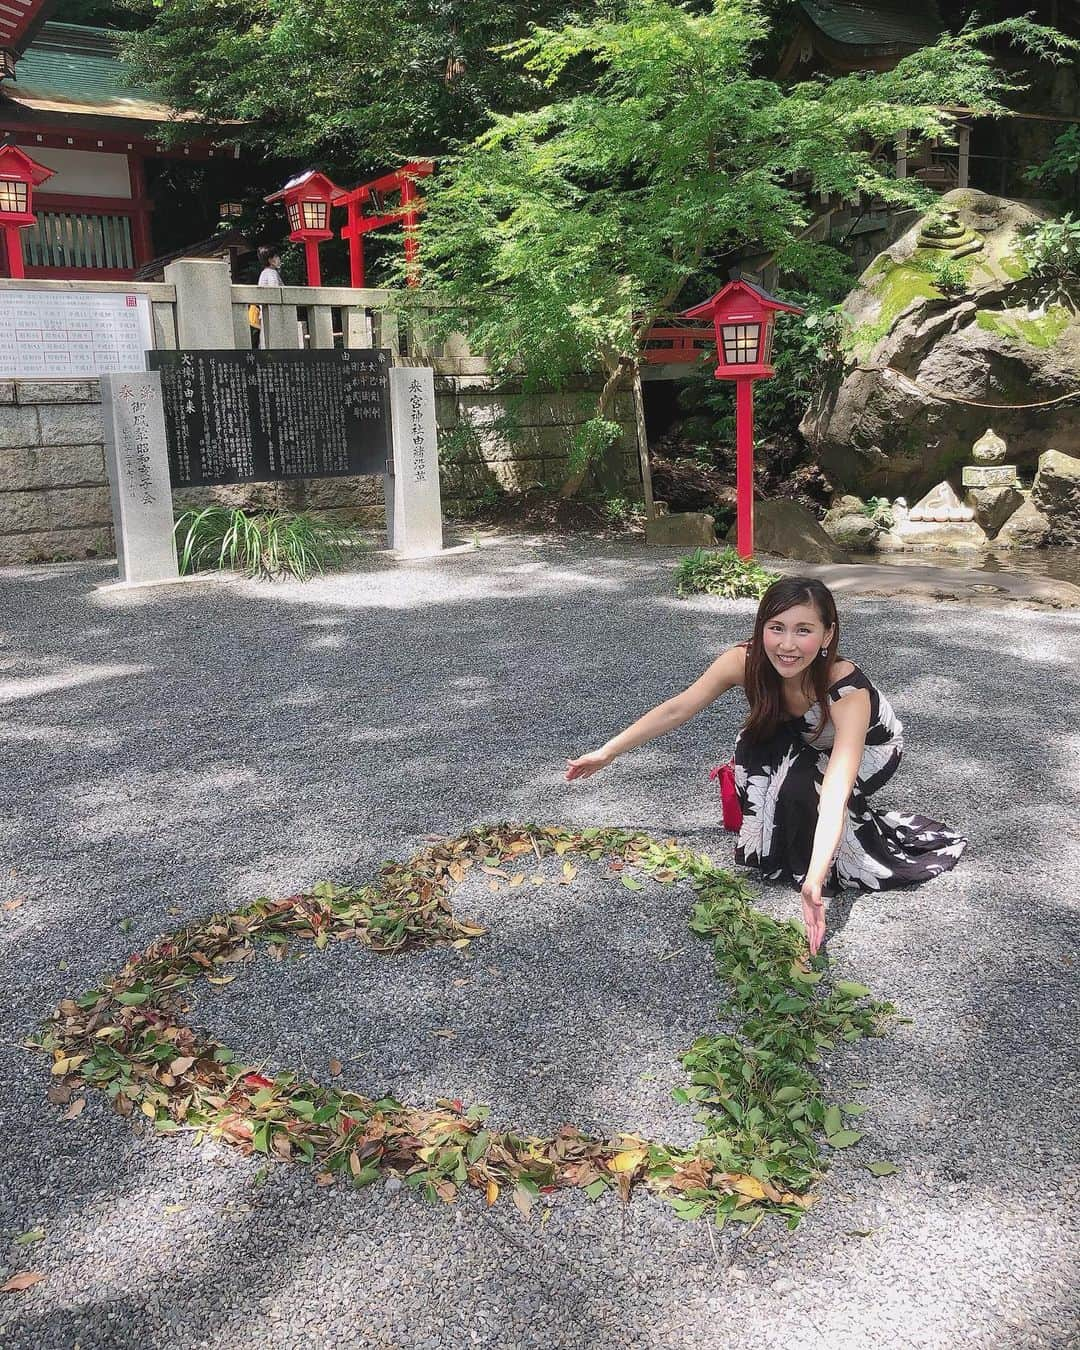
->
742 577 840 743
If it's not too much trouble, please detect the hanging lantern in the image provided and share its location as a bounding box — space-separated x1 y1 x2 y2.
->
0 145 55 280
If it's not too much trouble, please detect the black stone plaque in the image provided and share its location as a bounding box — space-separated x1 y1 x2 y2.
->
148 348 391 487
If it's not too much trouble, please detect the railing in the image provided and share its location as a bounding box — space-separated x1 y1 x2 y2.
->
23 209 136 276
232 284 402 355
641 319 713 365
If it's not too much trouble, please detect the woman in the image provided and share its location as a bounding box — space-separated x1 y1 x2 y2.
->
249 247 285 347
565 577 966 954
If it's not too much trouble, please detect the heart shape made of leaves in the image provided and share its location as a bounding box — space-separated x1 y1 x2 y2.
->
34 826 894 1230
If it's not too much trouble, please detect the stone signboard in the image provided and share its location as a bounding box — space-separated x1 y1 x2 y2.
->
387 366 443 556
0 288 152 377
100 372 179 586
148 349 391 487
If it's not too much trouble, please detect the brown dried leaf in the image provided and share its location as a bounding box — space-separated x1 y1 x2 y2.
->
485 1179 499 1206
46 1082 74 1105
1 1272 44 1293
328 1058 343 1077
63 1098 86 1120
169 1056 195 1076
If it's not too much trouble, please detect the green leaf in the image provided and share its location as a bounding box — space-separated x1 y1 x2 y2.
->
825 1130 864 1149
772 1086 803 1103
824 1105 843 1137
866 1161 899 1177
620 874 642 891
842 1103 869 1116
466 1130 491 1164
670 1198 706 1221
834 981 872 999
14 1227 45 1246
584 1179 608 1200
115 991 149 1006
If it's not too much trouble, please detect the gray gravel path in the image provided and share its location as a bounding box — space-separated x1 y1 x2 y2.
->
1 536 1077 1350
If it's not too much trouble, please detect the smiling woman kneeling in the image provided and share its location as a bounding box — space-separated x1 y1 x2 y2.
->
565 577 966 955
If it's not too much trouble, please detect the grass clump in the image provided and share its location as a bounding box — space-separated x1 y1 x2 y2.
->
674 548 779 600
175 506 370 581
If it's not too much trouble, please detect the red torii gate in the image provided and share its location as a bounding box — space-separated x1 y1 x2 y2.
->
335 161 433 289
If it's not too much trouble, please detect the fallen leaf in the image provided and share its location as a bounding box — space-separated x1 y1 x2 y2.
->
866 1161 899 1177
169 1056 195 1076
432 1028 456 1039
485 1180 499 1206
315 1171 335 1186
46 1083 74 1105
163 1203 187 1214
13 1228 45 1247
206 974 236 987
730 1175 768 1201
63 1098 86 1121
328 1058 343 1077
609 1148 647 1174
825 1130 863 1149
1 1272 44 1293
512 1185 534 1218
509 874 525 888
2 897 24 912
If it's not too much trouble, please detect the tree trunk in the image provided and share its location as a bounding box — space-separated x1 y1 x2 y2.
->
559 356 632 499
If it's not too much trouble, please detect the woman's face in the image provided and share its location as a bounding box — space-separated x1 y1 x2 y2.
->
761 602 834 679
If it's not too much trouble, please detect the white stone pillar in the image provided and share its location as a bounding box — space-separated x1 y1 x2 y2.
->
100 371 180 586
386 366 443 556
164 258 235 349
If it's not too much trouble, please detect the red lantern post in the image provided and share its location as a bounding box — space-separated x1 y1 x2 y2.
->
683 280 804 559
265 170 340 287
0 146 55 280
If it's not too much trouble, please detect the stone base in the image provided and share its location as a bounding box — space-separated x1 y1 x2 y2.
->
646 511 716 548
965 484 1023 536
996 496 1052 548
878 518 989 551
962 464 1019 489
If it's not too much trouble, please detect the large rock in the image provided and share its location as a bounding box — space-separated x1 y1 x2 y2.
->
802 190 1080 499
726 498 847 563
823 513 880 549
995 495 1052 548
1031 448 1080 545
965 483 1023 536
646 511 716 547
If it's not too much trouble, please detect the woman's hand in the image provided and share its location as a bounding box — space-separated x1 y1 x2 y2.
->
565 750 612 781
800 877 827 956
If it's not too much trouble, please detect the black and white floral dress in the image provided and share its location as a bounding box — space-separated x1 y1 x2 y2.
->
733 664 966 893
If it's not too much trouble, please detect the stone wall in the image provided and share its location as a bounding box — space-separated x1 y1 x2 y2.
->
0 370 642 564
0 380 113 565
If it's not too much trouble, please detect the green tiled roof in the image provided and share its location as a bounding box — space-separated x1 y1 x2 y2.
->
800 0 944 51
10 21 163 115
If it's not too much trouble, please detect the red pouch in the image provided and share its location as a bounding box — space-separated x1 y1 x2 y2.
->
709 760 743 833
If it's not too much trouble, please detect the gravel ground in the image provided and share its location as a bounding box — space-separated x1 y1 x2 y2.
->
0 535 1077 1350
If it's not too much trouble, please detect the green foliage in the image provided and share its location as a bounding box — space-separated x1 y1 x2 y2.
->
123 0 581 161
569 417 622 477
403 3 1071 489
860 496 894 528
1024 126 1080 207
674 548 779 600
174 506 369 581
1016 214 1080 284
917 254 972 296
601 494 645 530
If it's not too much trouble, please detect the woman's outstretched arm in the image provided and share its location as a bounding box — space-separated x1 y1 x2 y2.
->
800 689 871 954
565 645 746 781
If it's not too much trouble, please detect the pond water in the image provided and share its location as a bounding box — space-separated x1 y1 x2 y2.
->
846 546 1080 587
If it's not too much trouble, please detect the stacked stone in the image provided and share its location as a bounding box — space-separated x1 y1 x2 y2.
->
962 429 1023 535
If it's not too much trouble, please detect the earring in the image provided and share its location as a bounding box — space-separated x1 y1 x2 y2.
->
820 647 829 659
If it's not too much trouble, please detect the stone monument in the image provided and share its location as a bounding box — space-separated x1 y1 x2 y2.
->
386 366 443 557
962 427 1022 536
101 372 180 586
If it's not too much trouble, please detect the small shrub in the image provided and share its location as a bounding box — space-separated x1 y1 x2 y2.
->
674 547 779 600
601 494 646 529
174 507 370 582
860 496 894 528
1016 214 1080 284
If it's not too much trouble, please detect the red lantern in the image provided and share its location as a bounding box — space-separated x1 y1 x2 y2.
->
0 145 55 280
683 280 804 559
265 170 340 287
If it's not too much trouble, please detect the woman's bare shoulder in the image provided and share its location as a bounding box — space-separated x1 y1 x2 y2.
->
828 658 857 685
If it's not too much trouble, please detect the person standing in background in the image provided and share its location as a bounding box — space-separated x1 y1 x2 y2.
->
250 246 284 347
